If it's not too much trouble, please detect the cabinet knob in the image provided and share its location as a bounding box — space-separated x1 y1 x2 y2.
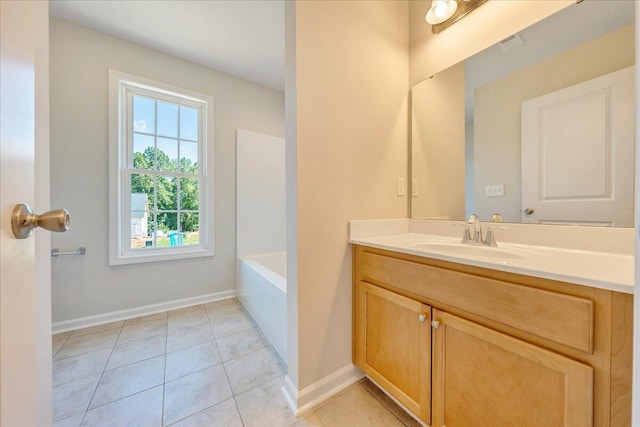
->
418 314 427 322
431 320 440 329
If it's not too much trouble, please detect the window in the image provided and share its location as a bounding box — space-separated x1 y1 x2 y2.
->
109 70 214 265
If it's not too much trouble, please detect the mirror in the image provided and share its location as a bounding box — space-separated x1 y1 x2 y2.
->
411 1 635 227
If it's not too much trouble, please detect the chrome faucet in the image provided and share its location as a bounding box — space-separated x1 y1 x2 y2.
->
466 213 482 243
460 213 507 247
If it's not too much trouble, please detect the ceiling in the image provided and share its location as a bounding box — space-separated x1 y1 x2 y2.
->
49 0 285 91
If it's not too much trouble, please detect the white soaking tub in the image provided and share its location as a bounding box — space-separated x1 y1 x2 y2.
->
237 251 287 364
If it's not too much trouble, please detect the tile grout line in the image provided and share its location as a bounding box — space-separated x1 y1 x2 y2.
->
161 309 169 427
164 396 238 427
314 409 329 427
77 324 126 426
359 379 419 427
52 331 78 359
56 300 282 426
207 302 247 427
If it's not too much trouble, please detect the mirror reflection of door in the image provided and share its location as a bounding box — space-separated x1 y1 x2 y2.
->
409 0 635 226
521 66 634 227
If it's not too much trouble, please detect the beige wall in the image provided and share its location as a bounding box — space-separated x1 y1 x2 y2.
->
411 62 465 220
285 0 299 386
288 0 409 390
410 0 573 86
474 25 634 222
50 18 284 323
634 7 640 423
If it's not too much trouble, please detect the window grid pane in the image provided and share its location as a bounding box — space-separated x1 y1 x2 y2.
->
124 83 206 256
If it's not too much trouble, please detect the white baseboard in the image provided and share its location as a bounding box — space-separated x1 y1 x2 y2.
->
281 364 364 416
52 290 236 334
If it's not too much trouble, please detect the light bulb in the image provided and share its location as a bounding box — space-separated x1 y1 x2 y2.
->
434 2 448 18
425 0 458 25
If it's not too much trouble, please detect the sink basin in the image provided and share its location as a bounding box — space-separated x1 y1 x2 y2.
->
408 241 525 260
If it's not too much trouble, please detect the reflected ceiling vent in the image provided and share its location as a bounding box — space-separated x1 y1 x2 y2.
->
499 33 524 52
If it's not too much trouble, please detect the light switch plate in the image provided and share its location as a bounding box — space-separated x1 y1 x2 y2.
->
485 184 505 197
412 179 419 197
397 178 406 196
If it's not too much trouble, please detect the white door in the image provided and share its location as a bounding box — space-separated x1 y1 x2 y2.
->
0 1 52 425
521 66 635 226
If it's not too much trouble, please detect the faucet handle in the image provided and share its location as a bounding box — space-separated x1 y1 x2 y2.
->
484 225 508 247
490 213 503 223
466 214 482 242
452 223 472 243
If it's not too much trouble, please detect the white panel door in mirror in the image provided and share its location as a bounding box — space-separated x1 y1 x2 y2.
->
521 66 634 227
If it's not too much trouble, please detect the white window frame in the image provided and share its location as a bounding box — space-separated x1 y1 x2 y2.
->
109 70 215 265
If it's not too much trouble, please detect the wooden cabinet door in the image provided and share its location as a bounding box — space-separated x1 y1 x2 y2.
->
431 310 593 427
354 282 431 423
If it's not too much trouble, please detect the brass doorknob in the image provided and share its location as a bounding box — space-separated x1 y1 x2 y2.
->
11 203 70 239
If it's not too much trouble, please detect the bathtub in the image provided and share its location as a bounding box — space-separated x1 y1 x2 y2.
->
237 252 287 365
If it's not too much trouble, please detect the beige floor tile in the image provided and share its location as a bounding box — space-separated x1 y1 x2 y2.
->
54 331 74 340
106 334 166 370
71 321 124 338
205 301 245 322
216 328 266 362
53 348 112 386
54 329 121 360
315 384 404 427
53 374 101 422
81 386 163 427
163 365 233 425
235 376 296 427
53 304 409 427
203 298 239 312
168 306 209 331
171 304 206 315
292 412 326 426
224 348 285 395
166 321 214 353
53 332 73 357
89 355 164 409
168 398 243 427
165 341 222 381
53 413 84 427
360 378 422 427
117 318 167 345
123 311 167 326
209 310 253 339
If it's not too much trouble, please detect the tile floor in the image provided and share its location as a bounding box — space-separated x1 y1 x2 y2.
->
52 298 416 427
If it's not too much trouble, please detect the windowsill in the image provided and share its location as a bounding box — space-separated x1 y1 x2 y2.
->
109 247 215 266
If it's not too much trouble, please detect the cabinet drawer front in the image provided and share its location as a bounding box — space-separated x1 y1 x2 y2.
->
359 250 594 353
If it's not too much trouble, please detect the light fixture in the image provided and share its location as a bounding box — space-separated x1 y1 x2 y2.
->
425 0 458 25
426 0 488 34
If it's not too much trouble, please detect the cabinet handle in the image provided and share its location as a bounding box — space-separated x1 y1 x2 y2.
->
431 320 440 329
418 314 427 322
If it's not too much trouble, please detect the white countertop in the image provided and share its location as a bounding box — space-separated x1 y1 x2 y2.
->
348 221 634 294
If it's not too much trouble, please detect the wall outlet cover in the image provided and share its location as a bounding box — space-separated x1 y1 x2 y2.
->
485 184 505 197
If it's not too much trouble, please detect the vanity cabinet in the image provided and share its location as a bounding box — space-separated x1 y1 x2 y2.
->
354 282 431 421
352 244 633 427
431 309 592 426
